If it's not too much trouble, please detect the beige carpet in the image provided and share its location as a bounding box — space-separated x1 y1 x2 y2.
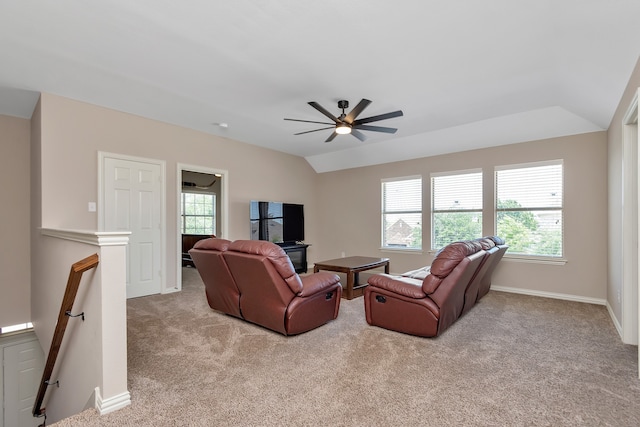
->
52 267 640 426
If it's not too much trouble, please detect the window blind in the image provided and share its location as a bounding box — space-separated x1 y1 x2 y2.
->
495 161 563 257
431 171 483 249
382 177 422 250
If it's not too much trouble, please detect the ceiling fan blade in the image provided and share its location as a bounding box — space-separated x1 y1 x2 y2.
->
352 124 398 134
325 131 339 143
284 118 335 125
309 102 340 123
345 99 372 124
353 110 404 125
294 126 335 136
351 129 367 142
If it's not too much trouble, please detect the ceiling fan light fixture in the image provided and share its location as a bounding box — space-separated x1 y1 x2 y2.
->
284 99 403 143
335 123 351 135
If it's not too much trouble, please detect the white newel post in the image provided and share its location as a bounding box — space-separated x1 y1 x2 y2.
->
95 233 131 414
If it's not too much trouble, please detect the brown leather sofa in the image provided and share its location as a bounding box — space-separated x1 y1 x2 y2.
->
365 238 503 337
475 236 508 301
400 236 508 317
190 238 342 335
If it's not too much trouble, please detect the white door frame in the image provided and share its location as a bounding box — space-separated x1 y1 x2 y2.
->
98 151 167 294
621 91 639 374
176 163 229 291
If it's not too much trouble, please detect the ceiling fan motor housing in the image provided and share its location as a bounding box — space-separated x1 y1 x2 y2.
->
284 98 403 142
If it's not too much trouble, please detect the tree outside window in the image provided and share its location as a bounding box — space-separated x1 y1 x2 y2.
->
181 192 216 235
495 161 563 257
431 171 483 249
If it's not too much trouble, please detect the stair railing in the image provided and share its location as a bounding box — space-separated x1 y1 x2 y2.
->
32 253 100 423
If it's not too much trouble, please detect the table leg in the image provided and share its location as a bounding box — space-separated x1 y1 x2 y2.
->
346 271 354 300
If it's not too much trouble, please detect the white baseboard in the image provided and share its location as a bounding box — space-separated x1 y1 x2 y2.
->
605 301 624 340
94 387 131 415
490 285 606 306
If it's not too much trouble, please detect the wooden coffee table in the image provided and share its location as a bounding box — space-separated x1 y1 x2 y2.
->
313 256 390 300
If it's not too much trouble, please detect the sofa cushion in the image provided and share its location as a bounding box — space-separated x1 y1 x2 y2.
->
368 274 425 299
473 237 496 250
228 240 303 294
486 235 506 246
402 266 431 280
299 272 341 297
422 241 482 294
193 237 230 251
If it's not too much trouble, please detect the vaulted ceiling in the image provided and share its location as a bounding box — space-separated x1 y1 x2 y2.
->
1 1 639 172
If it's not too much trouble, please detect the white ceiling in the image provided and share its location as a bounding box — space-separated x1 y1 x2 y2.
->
1 1 639 172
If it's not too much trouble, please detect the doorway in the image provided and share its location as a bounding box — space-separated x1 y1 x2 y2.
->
176 163 228 291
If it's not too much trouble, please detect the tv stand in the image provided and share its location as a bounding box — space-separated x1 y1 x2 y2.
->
279 243 309 274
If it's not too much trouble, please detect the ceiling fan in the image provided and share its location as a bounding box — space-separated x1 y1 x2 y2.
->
284 99 403 143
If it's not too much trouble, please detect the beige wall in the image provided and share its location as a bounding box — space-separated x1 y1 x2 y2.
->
0 115 31 327
316 131 609 302
0 90 616 331
607 57 640 330
37 93 319 292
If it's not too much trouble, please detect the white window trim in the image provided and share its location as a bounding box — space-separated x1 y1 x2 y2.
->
430 167 483 178
495 159 563 171
494 159 564 259
381 175 423 251
181 191 217 235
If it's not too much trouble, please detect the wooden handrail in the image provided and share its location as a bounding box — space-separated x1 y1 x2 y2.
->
33 253 99 419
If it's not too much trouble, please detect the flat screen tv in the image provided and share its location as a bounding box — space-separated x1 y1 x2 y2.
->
250 201 305 245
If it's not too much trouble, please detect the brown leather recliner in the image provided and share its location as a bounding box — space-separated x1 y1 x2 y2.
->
460 237 497 316
475 236 508 301
189 237 242 318
364 241 485 337
191 238 342 335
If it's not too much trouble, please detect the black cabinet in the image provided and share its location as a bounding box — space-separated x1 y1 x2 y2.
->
280 244 309 274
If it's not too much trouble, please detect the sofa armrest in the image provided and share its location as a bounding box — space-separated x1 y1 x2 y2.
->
299 272 340 297
402 265 431 280
367 274 426 299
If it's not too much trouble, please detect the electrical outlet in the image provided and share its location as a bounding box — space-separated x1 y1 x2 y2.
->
88 202 96 212
617 289 621 303
341 251 346 258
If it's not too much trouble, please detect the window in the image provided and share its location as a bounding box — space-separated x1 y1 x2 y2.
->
381 177 422 250
0 322 33 335
181 192 216 235
495 161 563 257
431 170 483 249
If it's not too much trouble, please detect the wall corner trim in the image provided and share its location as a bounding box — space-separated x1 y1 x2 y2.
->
40 228 130 246
606 301 624 340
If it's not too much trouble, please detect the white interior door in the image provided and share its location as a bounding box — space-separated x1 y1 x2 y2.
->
2 339 44 427
103 156 163 298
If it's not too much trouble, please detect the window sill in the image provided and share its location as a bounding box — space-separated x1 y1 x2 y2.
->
380 247 423 255
503 254 567 265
